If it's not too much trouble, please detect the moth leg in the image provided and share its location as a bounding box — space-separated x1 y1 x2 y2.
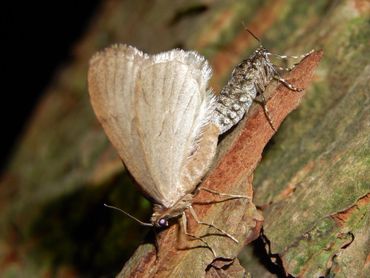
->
188 206 238 243
254 92 277 132
270 49 314 71
275 64 297 72
274 75 303 92
200 187 251 201
268 49 314 60
181 212 217 257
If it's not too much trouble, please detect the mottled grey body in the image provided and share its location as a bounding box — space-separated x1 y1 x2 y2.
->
212 46 275 133
212 45 310 134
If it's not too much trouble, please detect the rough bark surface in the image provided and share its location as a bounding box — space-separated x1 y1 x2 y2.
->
0 1 368 277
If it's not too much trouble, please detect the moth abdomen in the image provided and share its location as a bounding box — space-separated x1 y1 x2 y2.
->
213 84 255 133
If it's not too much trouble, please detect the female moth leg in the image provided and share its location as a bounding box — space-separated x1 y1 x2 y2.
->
270 49 314 71
254 91 277 131
255 71 303 131
269 49 314 61
275 64 297 72
188 206 238 243
273 75 303 92
181 212 217 257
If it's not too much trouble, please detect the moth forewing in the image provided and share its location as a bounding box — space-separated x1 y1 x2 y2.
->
88 45 158 201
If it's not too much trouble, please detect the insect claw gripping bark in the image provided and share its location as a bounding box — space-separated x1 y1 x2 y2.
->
212 30 313 133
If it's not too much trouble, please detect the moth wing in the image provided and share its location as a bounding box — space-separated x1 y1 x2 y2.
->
88 45 156 198
88 45 215 207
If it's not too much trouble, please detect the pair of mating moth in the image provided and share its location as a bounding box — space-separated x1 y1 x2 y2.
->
88 31 312 256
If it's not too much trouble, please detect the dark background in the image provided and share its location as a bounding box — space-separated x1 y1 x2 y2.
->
1 1 101 172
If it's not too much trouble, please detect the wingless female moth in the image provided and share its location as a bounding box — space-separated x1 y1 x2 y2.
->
87 29 313 257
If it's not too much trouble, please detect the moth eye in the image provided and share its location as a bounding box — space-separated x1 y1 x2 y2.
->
158 218 168 227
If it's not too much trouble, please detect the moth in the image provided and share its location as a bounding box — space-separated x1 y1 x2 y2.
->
212 30 313 133
88 32 311 256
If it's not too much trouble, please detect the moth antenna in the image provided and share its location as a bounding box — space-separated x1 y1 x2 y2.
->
246 30 262 45
104 203 153 227
241 21 262 44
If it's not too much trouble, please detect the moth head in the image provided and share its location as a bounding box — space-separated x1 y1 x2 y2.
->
151 209 170 228
151 215 169 228
255 45 269 58
156 217 169 228
243 28 269 59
